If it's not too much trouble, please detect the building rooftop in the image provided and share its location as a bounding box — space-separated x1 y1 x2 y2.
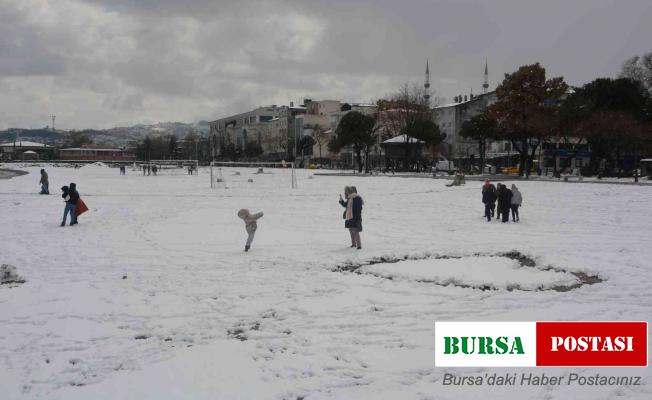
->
382 134 425 144
0 141 51 148
61 148 123 151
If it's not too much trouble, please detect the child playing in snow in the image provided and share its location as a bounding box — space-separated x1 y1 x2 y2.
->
237 209 264 252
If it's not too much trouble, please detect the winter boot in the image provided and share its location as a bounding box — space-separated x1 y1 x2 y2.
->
245 245 250 252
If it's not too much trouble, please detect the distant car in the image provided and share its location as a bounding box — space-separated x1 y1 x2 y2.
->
501 162 539 175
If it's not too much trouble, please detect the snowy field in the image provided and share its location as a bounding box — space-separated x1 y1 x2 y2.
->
1 163 651 400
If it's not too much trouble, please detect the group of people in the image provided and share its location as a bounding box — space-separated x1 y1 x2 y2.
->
37 169 88 226
142 164 158 176
482 179 522 222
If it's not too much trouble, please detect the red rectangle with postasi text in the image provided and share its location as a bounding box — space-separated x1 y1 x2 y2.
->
536 322 647 366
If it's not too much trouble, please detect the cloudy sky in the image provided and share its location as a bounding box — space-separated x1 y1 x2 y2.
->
1 0 651 130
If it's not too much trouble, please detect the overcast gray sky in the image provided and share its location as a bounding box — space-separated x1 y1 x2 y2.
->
1 0 651 130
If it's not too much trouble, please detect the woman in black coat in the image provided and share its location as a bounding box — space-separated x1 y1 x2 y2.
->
497 184 513 223
339 186 364 249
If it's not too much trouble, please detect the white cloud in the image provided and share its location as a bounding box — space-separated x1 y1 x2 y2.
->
1 0 651 130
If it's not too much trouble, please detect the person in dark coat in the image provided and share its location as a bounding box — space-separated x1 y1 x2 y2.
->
497 184 513 223
61 183 80 226
39 169 49 194
61 185 73 226
339 186 364 249
481 179 496 221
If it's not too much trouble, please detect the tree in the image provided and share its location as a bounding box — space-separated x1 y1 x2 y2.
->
377 83 442 171
619 52 652 95
488 63 568 177
459 113 497 173
183 131 200 160
578 111 646 176
310 124 330 163
561 77 652 175
244 141 263 158
64 131 93 148
167 134 178 159
329 111 377 173
297 135 315 161
220 142 240 161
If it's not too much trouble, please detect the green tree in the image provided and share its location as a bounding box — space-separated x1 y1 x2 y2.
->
488 63 568 177
64 131 93 148
329 111 377 173
244 141 263 158
297 135 315 162
167 134 178 159
619 52 652 95
459 113 497 173
560 78 651 175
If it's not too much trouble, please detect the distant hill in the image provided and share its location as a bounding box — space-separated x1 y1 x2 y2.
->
0 121 210 147
0 129 65 145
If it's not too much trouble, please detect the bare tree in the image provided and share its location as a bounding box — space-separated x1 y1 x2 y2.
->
376 83 444 171
310 123 331 164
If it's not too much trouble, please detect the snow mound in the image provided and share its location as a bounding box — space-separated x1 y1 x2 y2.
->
359 256 580 291
1 264 21 284
84 162 108 168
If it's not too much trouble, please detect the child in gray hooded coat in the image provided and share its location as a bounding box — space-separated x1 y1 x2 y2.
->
237 209 264 251
510 184 522 222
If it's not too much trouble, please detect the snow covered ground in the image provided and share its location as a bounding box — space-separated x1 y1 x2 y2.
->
0 163 651 400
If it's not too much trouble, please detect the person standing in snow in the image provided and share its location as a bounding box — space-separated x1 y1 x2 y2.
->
510 184 522 222
237 209 264 252
152 164 158 176
39 169 49 194
60 184 78 226
67 183 80 225
481 179 496 221
497 183 513 223
495 183 504 221
339 186 364 249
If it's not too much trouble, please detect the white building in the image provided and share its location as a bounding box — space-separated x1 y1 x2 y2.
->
432 91 498 160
